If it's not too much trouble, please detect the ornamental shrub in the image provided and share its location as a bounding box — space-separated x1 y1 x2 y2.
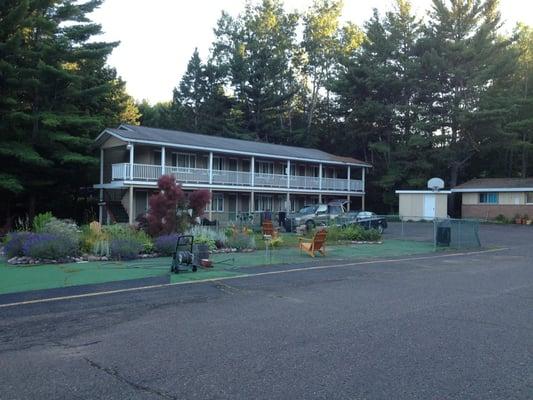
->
32 212 54 232
185 225 226 250
4 232 32 258
226 231 256 250
81 222 107 253
188 189 211 218
109 238 143 260
103 223 153 253
154 234 179 256
40 218 81 254
146 175 187 236
326 225 381 242
22 234 74 259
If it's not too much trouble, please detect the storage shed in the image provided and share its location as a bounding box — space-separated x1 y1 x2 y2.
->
395 190 450 221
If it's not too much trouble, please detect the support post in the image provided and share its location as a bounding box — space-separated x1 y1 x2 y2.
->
347 165 351 191
128 186 134 224
250 191 255 216
161 146 166 175
319 163 323 190
99 148 104 224
362 167 366 211
347 195 351 211
287 160 291 189
209 152 213 184
318 193 322 203
208 189 213 220
129 143 134 180
251 156 255 187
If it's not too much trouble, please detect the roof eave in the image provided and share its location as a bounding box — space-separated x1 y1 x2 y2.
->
94 130 371 167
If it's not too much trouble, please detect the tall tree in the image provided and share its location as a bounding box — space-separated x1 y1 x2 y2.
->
0 0 129 222
334 1 424 210
172 49 236 136
418 0 514 190
212 0 300 142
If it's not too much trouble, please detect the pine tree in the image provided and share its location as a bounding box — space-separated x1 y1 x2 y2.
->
212 0 300 142
0 0 129 221
419 0 514 188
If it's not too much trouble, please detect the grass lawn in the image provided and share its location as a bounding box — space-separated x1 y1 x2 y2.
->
0 239 435 295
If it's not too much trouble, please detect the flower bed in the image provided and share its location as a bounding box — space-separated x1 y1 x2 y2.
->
2 213 259 266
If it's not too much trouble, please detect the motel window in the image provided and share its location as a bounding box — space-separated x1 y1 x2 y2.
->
255 195 273 211
177 153 196 169
153 150 161 165
211 194 224 212
257 161 274 175
479 192 498 204
228 158 238 171
212 156 223 171
526 192 533 204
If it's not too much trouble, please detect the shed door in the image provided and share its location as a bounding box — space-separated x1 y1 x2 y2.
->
423 194 436 219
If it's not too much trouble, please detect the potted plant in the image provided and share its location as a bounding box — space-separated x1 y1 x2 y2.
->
514 213 522 224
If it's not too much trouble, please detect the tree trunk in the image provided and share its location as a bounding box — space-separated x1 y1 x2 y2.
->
521 132 528 178
449 161 460 217
28 194 36 224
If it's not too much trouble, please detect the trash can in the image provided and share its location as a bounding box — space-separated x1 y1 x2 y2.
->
436 226 451 247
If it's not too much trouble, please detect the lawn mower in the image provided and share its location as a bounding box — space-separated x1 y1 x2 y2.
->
170 235 212 273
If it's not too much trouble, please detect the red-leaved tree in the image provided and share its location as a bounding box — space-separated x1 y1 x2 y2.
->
188 189 211 218
146 175 186 236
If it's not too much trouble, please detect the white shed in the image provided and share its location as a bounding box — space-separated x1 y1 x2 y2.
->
395 190 450 221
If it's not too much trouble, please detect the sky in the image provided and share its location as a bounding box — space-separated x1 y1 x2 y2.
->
90 0 533 104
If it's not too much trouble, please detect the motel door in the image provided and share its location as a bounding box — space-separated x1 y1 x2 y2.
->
228 194 237 221
423 194 436 220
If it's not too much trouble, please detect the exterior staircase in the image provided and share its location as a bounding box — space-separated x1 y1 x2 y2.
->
106 201 129 223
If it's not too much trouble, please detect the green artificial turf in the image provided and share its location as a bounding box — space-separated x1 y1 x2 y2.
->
0 239 435 295
214 239 435 268
0 258 170 295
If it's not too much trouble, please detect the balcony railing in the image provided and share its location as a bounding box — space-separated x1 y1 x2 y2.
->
111 163 363 192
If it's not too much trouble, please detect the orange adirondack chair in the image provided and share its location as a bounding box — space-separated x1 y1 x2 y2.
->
299 229 327 257
262 220 278 238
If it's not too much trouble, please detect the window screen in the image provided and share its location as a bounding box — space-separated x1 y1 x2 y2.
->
479 192 498 204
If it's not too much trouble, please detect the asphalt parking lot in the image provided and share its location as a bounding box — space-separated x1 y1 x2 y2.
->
0 223 532 399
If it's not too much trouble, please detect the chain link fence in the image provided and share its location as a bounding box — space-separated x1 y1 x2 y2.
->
380 215 481 250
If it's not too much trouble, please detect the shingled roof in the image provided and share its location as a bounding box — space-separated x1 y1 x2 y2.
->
452 178 533 192
95 124 371 167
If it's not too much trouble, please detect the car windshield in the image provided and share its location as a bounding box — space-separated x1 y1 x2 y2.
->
299 205 318 214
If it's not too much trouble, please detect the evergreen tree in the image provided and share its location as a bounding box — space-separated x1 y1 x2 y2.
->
172 49 236 136
333 1 424 210
0 0 128 221
418 0 515 189
212 0 300 142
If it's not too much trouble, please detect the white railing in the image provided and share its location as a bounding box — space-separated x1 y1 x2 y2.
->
254 173 288 187
111 163 363 192
112 163 129 180
167 166 209 184
290 175 320 190
213 170 252 186
133 164 162 180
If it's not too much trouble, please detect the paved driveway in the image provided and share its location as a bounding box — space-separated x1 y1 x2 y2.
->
0 224 532 399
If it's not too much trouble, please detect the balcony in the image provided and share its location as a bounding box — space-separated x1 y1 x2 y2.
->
111 163 363 192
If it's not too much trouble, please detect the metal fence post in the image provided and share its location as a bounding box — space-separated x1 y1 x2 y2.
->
458 219 462 249
433 219 437 251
